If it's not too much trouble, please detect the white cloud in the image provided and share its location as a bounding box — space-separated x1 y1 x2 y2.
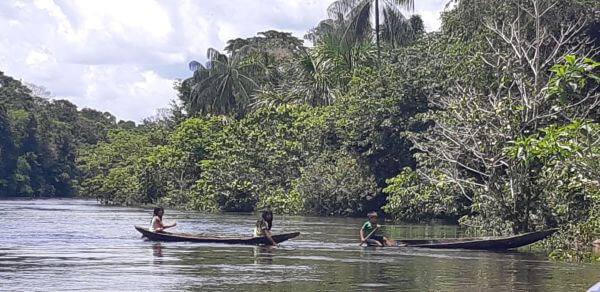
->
8 19 20 27
75 66 174 120
0 0 447 122
72 0 172 41
33 0 75 37
413 0 447 32
25 48 53 65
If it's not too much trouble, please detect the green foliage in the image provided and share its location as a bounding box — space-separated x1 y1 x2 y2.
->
184 47 263 117
183 31 307 117
195 105 336 212
381 0 600 259
548 55 600 104
0 71 124 197
155 117 225 210
327 0 416 58
77 130 154 204
337 63 427 187
384 168 469 221
295 151 378 216
513 121 600 259
3 0 594 263
381 11 424 49
256 28 377 108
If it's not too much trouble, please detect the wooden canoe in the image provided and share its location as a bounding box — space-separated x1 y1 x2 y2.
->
393 228 558 250
135 225 300 245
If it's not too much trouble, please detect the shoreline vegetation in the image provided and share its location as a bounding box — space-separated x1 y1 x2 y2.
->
1 0 599 261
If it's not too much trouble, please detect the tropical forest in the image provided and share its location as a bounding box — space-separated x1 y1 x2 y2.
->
2 0 600 264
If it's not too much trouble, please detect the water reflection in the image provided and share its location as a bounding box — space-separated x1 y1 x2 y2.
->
252 246 273 265
1 199 599 292
152 243 163 257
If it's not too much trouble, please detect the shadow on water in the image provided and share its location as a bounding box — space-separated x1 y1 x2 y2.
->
1 199 599 292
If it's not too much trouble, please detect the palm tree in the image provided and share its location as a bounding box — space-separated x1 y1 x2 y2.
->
381 10 424 49
186 47 263 117
305 15 376 78
254 18 377 109
327 0 414 60
252 46 341 109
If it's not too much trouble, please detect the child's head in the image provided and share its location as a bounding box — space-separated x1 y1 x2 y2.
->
262 210 273 229
262 210 273 221
367 211 378 224
153 207 164 218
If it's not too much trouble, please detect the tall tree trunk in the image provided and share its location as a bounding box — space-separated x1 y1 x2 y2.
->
375 0 381 62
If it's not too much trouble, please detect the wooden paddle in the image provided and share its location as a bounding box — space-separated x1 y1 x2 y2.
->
359 226 380 246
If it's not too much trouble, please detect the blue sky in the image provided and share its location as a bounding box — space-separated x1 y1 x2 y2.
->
0 0 448 121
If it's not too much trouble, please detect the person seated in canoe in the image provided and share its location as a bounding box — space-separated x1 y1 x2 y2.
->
149 207 176 232
360 211 391 247
254 210 277 246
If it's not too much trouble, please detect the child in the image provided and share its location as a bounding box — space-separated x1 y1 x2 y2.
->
359 211 390 247
149 207 177 232
254 210 277 245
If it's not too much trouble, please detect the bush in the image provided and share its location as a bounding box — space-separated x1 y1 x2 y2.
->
294 151 378 216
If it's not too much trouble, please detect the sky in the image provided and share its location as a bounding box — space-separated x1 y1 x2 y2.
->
0 0 449 122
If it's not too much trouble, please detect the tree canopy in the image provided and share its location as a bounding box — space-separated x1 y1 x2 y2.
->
2 0 600 261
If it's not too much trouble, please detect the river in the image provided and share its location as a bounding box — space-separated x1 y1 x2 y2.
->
1 199 598 291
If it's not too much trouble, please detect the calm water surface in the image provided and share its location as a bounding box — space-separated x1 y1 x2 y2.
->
1 199 598 291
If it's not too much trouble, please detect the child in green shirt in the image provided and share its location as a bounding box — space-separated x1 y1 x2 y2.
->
360 211 390 246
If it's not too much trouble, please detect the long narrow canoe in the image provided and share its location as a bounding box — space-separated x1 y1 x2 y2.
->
393 228 557 250
135 225 300 245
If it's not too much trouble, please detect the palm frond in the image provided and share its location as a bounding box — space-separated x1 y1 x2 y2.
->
188 60 204 71
327 0 365 18
381 7 424 48
381 6 408 47
382 0 414 11
346 0 373 42
185 46 264 116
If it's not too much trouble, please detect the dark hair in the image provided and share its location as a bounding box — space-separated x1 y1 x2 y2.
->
367 211 378 218
261 210 273 230
153 207 164 219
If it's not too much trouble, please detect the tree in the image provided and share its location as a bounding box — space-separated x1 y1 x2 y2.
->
258 17 377 108
0 105 16 195
327 0 414 60
294 151 378 216
381 12 424 48
388 0 599 233
224 30 305 59
77 130 154 205
185 47 263 117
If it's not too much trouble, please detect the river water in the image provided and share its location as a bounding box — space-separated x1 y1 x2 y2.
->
1 199 598 291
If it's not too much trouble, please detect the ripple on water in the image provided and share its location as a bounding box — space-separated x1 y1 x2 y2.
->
0 199 598 292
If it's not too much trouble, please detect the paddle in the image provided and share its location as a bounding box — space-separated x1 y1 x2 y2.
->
359 226 380 246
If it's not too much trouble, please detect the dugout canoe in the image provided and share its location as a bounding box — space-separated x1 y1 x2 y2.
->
135 226 299 245
393 228 558 250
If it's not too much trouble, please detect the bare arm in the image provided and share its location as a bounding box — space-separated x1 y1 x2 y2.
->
265 229 277 246
360 229 366 242
154 217 176 231
163 221 177 229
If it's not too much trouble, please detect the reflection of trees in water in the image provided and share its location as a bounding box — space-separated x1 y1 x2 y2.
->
156 243 587 291
354 249 551 291
252 246 273 265
141 220 593 291
386 224 463 240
